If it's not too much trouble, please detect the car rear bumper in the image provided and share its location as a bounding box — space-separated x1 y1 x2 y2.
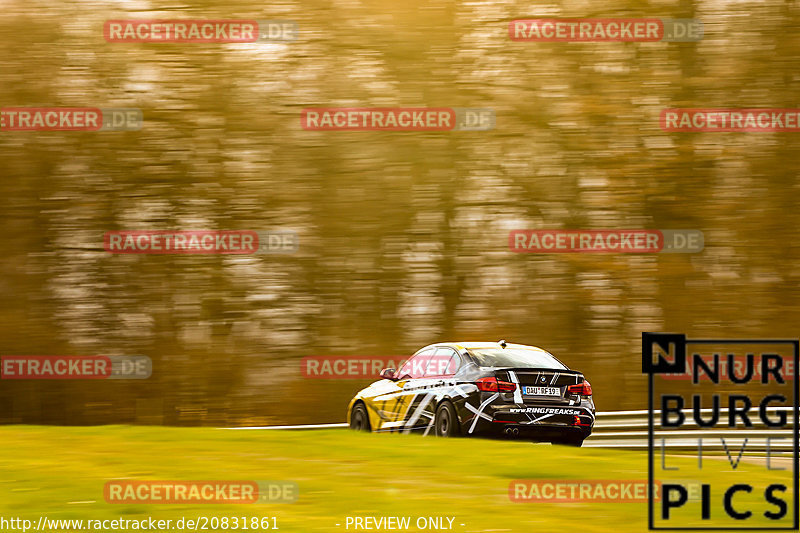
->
459 397 595 439
492 423 590 441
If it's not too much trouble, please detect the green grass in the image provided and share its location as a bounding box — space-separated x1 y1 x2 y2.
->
0 426 794 532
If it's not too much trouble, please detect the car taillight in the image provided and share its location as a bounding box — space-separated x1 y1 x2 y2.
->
567 381 592 396
476 377 517 392
498 381 517 392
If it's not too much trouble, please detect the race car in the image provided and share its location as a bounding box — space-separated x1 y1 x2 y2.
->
347 340 594 446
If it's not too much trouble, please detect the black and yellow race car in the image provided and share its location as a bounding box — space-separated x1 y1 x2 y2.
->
347 340 594 446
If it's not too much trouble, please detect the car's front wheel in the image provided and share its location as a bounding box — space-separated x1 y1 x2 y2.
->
350 403 371 432
434 401 460 437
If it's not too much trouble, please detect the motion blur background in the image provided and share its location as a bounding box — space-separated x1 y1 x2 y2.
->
0 0 798 426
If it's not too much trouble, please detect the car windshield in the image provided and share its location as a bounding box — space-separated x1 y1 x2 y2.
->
468 348 567 370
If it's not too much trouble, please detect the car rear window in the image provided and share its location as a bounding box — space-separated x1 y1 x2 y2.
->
468 348 567 370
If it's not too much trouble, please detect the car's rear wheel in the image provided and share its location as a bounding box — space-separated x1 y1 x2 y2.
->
434 401 460 437
350 403 371 432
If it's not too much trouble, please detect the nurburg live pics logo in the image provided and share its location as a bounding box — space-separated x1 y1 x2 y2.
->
642 332 799 530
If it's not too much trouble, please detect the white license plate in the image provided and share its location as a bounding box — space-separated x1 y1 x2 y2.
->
522 386 560 396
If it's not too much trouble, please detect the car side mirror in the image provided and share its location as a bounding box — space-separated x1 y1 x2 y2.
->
379 368 397 380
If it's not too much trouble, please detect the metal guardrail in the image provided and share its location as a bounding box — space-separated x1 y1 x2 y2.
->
585 408 795 450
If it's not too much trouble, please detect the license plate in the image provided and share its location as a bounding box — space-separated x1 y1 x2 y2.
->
522 386 560 396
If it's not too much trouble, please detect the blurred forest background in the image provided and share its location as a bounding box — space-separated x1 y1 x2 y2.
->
0 0 798 425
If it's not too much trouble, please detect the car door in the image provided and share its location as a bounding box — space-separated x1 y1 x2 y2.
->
371 348 436 430
393 346 462 432
401 347 463 432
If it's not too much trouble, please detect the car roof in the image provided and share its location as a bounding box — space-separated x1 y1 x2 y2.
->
411 341 570 371
417 341 551 353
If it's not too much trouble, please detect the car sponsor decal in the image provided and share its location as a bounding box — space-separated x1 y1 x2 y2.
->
466 393 499 434
403 392 435 433
507 371 525 405
507 406 592 416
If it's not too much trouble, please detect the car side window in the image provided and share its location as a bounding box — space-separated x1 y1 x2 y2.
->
396 349 436 379
423 347 461 377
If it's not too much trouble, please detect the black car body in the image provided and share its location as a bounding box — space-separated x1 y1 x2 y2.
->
347 341 595 446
